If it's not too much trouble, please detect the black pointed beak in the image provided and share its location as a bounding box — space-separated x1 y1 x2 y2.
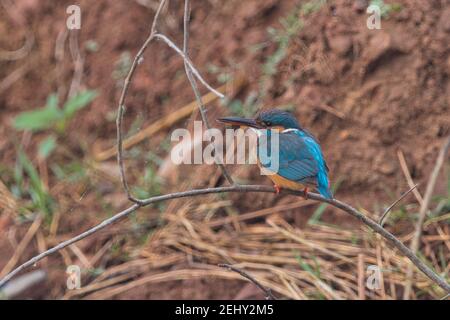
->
217 117 263 129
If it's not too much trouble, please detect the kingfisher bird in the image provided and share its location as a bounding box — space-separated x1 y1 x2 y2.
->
218 109 333 199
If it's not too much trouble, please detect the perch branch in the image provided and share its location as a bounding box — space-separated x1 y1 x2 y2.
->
218 264 276 300
0 185 449 293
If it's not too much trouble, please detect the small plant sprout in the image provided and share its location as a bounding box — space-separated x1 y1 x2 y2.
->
13 90 97 134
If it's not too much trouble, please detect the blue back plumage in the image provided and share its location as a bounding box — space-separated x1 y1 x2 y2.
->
254 109 333 199
292 130 333 199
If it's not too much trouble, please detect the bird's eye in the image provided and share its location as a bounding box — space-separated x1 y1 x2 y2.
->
263 121 271 127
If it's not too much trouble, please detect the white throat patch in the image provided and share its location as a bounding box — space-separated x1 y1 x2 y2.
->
282 128 300 134
249 127 264 137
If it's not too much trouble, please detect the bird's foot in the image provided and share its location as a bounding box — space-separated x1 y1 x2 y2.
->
274 184 281 195
303 187 309 199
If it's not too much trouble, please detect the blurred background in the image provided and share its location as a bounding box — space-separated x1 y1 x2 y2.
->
0 0 449 299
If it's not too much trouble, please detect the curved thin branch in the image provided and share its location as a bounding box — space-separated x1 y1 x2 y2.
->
115 0 167 203
0 185 449 294
153 33 224 99
0 0 35 61
218 264 276 300
379 184 418 226
115 0 226 204
0 30 34 61
182 0 234 184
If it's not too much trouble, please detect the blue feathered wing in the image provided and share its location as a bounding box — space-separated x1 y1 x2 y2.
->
259 131 333 199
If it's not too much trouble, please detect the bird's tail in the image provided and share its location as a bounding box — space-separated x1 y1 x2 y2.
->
318 170 333 199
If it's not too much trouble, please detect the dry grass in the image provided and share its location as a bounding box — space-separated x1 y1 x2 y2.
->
59 191 449 300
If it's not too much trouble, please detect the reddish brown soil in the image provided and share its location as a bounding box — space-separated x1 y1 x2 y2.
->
0 0 449 299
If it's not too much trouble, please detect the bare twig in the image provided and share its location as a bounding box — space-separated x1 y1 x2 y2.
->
218 264 276 300
403 136 450 300
0 185 449 293
153 33 224 99
67 30 84 99
54 28 68 99
182 0 234 185
0 0 35 61
397 150 424 205
0 30 34 61
115 0 226 203
379 184 418 226
115 0 167 203
317 103 346 119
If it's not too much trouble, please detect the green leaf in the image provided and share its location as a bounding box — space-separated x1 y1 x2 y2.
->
13 161 24 197
17 149 53 217
63 90 97 118
295 254 320 278
18 150 42 194
38 135 57 159
13 104 63 131
46 94 59 109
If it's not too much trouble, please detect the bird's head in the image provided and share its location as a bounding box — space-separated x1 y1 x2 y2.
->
217 109 301 131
